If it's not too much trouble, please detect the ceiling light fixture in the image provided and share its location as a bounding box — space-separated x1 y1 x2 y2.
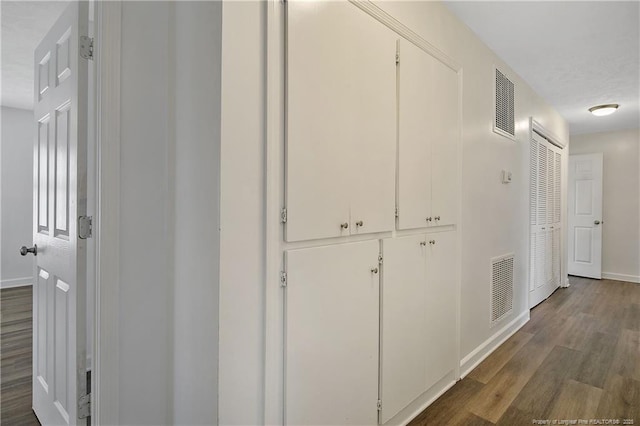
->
588 104 619 117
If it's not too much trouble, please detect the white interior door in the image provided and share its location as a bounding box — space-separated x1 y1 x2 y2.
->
285 241 380 425
31 2 89 424
380 234 428 423
568 153 603 278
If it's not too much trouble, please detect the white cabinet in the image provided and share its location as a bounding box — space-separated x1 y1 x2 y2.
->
285 240 380 425
380 231 457 422
286 1 397 242
398 40 459 230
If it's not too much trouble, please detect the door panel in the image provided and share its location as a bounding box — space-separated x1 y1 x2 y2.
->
430 59 459 227
425 231 457 391
32 2 88 424
286 1 396 241
568 153 603 278
285 240 380 425
380 234 428 423
397 40 433 230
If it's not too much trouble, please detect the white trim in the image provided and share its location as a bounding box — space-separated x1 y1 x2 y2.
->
531 118 566 149
0 277 32 289
93 1 121 424
459 310 529 378
349 0 461 72
602 272 640 284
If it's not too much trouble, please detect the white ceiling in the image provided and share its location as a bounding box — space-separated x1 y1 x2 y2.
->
1 1 69 110
2 1 638 135
445 1 640 135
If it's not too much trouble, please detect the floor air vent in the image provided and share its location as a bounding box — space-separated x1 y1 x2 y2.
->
494 68 515 139
491 253 514 326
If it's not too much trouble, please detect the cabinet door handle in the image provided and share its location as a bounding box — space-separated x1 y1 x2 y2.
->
420 241 427 246
371 267 379 274
340 222 349 229
434 216 441 221
429 240 436 245
426 217 432 222
356 220 364 227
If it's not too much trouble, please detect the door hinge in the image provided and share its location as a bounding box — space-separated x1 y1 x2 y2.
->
280 207 287 224
80 36 94 60
395 207 399 218
280 271 287 288
78 216 93 239
78 393 91 419
378 255 383 265
395 52 400 65
377 399 382 411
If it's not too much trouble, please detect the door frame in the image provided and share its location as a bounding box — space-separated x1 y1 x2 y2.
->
91 1 121 423
527 118 568 311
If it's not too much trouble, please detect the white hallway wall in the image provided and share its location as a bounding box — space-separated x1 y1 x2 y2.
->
569 128 640 283
217 0 568 423
113 0 569 423
0 106 33 288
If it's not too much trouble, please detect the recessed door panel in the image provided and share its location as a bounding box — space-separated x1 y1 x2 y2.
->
425 231 457 390
397 40 434 230
285 240 380 425
430 58 459 227
380 234 428 423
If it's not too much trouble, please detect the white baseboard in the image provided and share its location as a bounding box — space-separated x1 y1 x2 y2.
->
1 277 32 289
602 272 640 284
459 310 530 378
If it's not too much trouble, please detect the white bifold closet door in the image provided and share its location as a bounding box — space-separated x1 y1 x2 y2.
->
286 1 396 242
285 240 380 425
529 132 562 308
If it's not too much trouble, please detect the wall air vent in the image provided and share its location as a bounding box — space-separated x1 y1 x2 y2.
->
490 253 514 326
494 68 515 139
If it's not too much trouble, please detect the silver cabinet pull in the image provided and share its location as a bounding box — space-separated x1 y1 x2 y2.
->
420 241 427 246
371 267 379 274
426 217 432 222
20 245 37 256
434 216 441 221
356 220 364 227
594 220 601 225
340 222 349 229
429 240 436 245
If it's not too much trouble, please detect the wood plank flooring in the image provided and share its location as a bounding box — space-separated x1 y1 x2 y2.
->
1 286 40 425
1 277 638 426
410 276 640 426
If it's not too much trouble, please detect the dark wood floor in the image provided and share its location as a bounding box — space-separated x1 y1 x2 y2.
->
1 286 40 425
1 277 638 426
410 276 640 426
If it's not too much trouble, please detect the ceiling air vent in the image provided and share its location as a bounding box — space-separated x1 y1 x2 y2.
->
491 253 514 326
494 68 515 139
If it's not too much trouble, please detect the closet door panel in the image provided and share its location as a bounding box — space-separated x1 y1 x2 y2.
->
425 231 457 390
397 40 434 230
380 235 428 423
430 59 459 227
285 240 380 425
286 1 396 241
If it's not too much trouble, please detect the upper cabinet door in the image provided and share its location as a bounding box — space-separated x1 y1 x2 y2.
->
430 59 459 227
286 1 396 241
397 40 434 230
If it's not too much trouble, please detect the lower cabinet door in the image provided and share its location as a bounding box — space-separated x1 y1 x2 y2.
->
380 235 428 423
425 231 457 390
285 240 380 425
